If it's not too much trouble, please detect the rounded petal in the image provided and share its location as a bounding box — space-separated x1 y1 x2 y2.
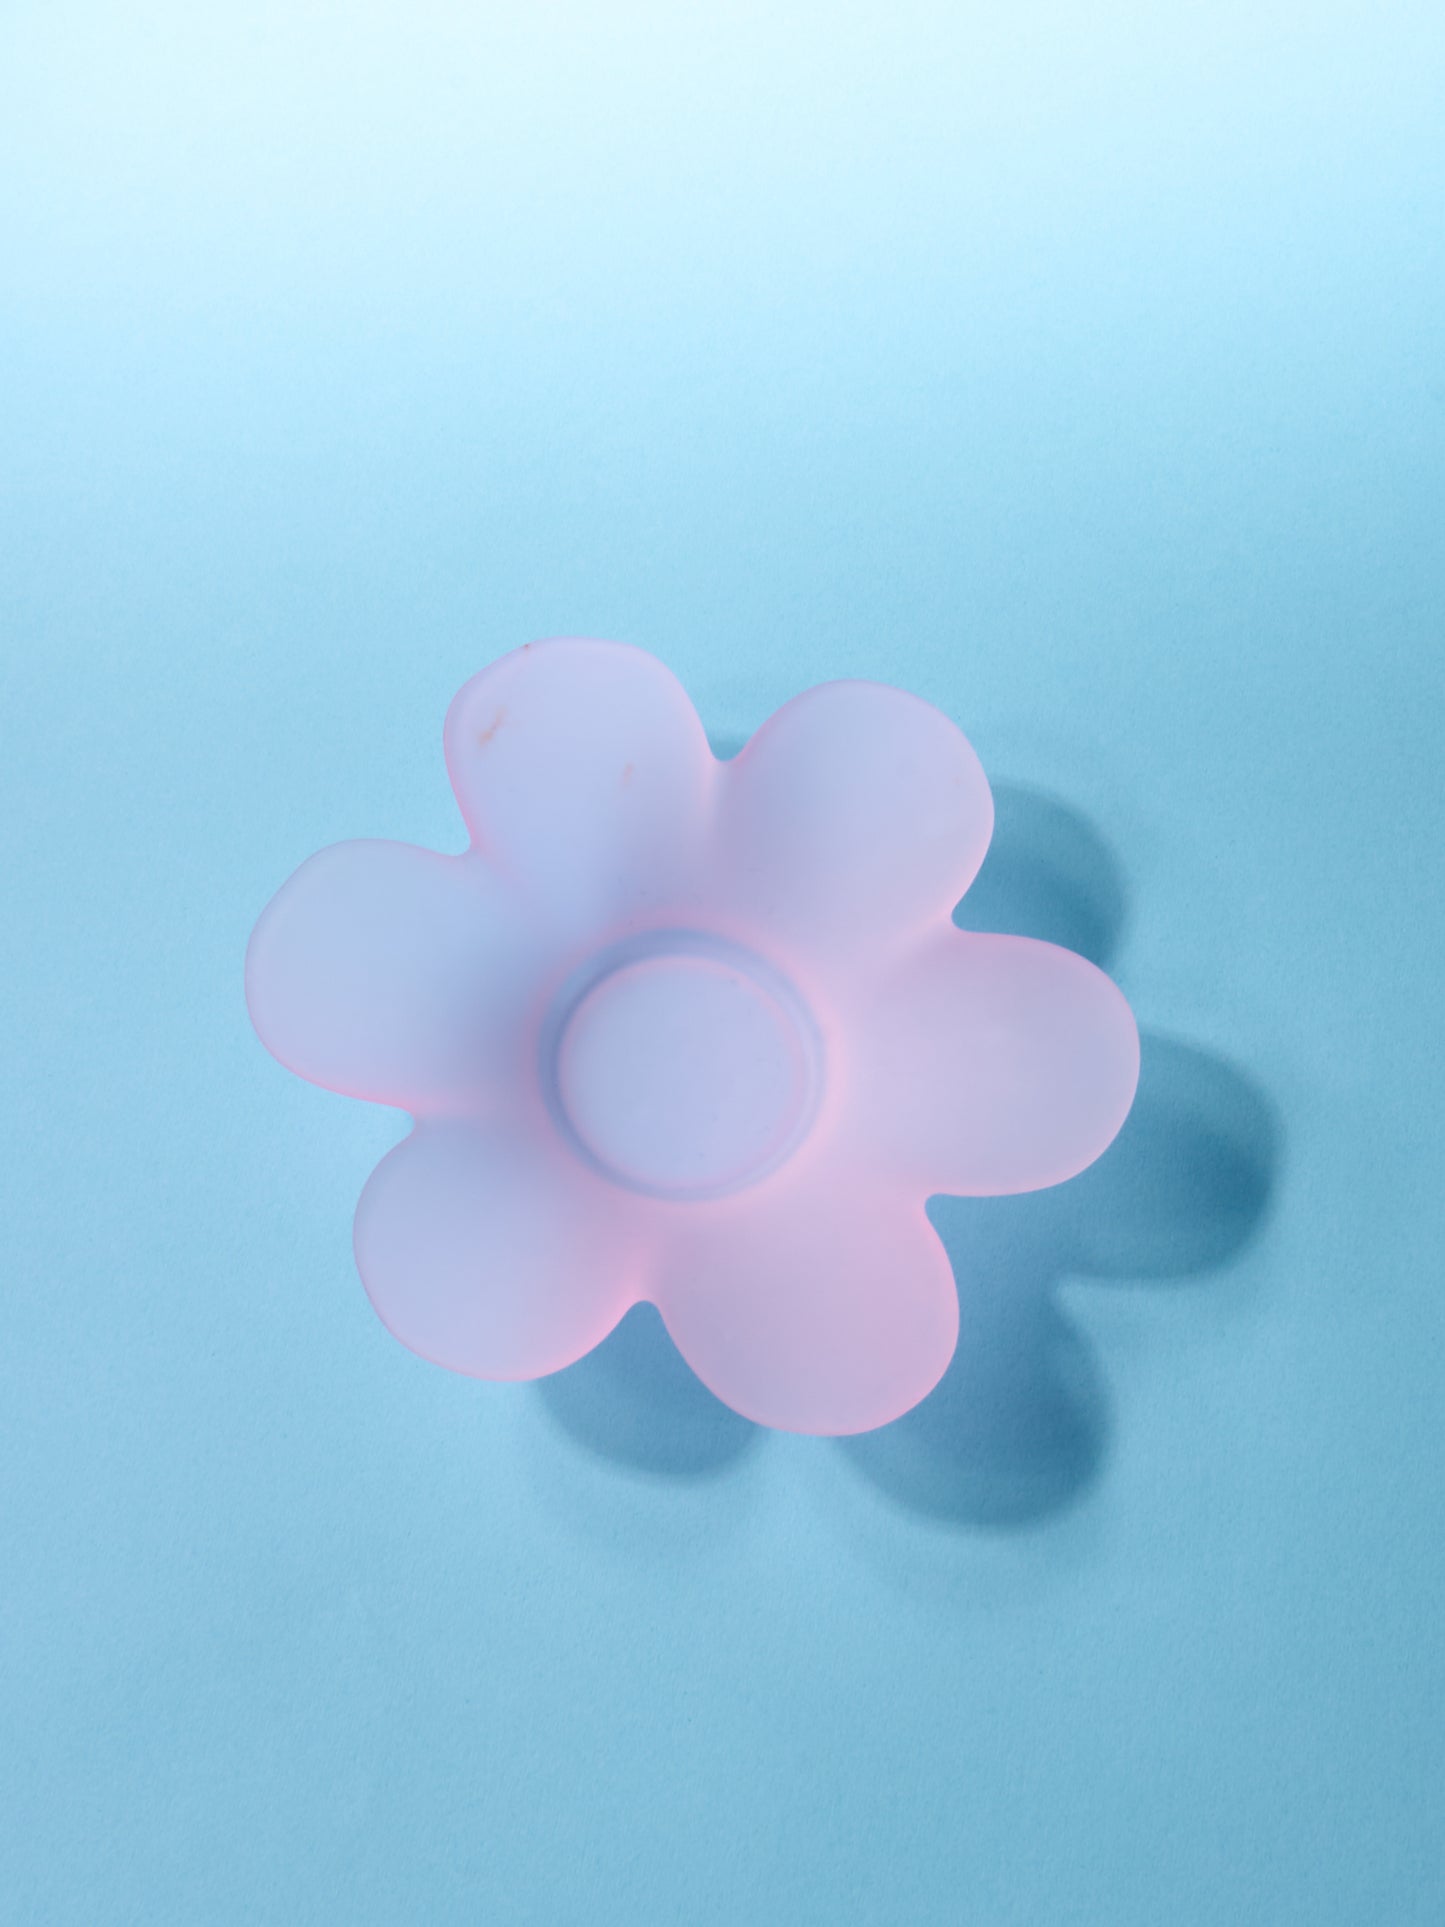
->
854 930 1140 1196
246 840 539 1113
444 639 715 944
713 680 993 973
353 1120 646 1378
650 1169 959 1434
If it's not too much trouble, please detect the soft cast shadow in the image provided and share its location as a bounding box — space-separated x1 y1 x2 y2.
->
958 783 1129 969
536 1302 759 1479
843 784 1281 1528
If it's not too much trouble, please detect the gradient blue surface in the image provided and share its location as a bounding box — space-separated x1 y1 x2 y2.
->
3 5 1443 1922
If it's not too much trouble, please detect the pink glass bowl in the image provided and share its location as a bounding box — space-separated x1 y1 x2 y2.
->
245 639 1139 1435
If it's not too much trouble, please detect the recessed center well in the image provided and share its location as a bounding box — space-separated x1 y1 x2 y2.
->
551 940 819 1199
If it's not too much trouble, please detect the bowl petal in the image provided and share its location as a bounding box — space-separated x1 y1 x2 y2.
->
445 638 715 946
851 929 1140 1196
650 1165 959 1434
245 840 539 1113
354 1119 647 1379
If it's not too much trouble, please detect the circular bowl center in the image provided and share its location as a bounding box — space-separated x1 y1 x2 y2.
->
551 939 819 1200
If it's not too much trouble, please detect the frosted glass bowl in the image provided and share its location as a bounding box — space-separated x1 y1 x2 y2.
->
246 639 1139 1434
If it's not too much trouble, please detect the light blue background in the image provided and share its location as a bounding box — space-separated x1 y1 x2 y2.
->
3 4 1443 1921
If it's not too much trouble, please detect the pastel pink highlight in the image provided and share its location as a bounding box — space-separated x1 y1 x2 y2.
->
244 639 1140 1435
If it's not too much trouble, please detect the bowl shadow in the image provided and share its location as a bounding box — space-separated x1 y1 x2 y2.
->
536 1302 759 1480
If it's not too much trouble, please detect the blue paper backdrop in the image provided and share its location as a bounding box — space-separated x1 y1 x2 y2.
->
3 4 1442 1921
